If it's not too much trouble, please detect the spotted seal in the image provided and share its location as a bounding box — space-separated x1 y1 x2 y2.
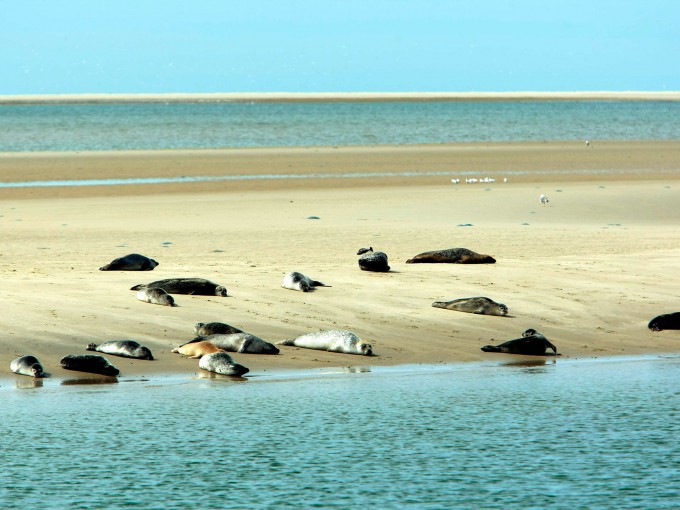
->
406 248 496 264
194 322 244 336
648 312 680 332
282 271 329 292
10 355 45 378
60 354 120 376
358 248 390 272
184 333 279 355
481 329 558 355
86 340 154 360
136 287 175 306
99 253 159 271
131 278 227 296
432 297 508 316
198 352 250 377
171 341 225 358
277 330 373 356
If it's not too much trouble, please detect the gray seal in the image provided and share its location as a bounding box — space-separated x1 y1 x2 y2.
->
282 271 329 292
406 248 496 264
358 248 390 272
432 297 508 316
198 352 250 376
648 312 680 332
136 287 176 306
194 322 244 336
481 329 558 355
10 355 45 378
60 354 120 376
86 340 154 360
184 333 279 355
131 278 227 296
99 253 159 271
277 330 373 356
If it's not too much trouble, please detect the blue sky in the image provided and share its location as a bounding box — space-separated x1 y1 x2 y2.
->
3 0 678 94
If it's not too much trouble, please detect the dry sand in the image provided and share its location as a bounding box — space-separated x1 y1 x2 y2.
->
1 141 679 381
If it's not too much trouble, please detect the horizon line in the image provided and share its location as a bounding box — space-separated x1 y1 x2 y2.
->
2 90 680 105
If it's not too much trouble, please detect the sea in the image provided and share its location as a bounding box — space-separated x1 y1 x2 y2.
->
2 99 679 509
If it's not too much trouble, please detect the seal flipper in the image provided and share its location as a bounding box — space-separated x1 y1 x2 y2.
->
545 339 558 355
481 345 501 352
276 339 296 346
312 280 331 288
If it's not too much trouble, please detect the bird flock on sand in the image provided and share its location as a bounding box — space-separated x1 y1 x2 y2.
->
9 245 679 381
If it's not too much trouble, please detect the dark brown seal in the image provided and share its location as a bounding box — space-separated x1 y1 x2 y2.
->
648 312 680 332
358 248 390 272
406 248 496 264
130 278 227 296
99 253 158 271
481 329 558 355
60 354 120 376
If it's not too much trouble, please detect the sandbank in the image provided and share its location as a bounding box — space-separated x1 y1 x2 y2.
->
1 140 679 382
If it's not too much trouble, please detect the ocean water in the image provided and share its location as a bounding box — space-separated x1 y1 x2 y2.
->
1 100 679 152
2 356 678 509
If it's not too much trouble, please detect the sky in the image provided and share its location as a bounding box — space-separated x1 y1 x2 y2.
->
3 0 679 94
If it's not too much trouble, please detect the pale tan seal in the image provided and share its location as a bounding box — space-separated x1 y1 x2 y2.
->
432 297 508 316
481 329 558 355
131 278 227 296
282 271 329 292
136 287 175 306
406 248 496 264
99 253 159 271
171 341 225 358
60 354 120 376
86 340 154 360
277 330 373 356
198 352 249 376
10 355 45 378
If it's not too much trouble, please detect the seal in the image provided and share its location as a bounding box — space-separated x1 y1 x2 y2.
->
282 271 329 292
136 287 175 306
648 312 680 332
198 352 250 377
481 329 558 355
432 297 508 316
171 341 225 358
277 330 373 356
186 333 279 355
406 248 496 264
86 340 154 360
130 278 227 296
10 355 45 378
99 253 159 271
358 249 390 272
60 354 120 376
194 322 244 336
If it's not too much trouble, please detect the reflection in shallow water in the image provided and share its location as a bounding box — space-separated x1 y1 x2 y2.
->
61 376 119 386
15 377 45 389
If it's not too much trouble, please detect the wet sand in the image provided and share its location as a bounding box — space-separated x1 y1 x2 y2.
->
1 140 679 380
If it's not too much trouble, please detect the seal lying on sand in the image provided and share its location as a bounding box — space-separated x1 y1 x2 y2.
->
86 340 154 360
131 278 227 296
406 248 496 264
432 297 508 316
183 333 279 355
10 355 45 378
648 312 680 332
277 330 373 356
99 253 159 271
358 248 390 272
198 352 249 377
481 329 558 355
136 287 175 306
60 354 120 376
282 271 329 292
171 341 225 358
194 322 244 336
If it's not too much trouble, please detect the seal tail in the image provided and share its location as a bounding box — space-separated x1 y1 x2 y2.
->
481 345 501 352
312 280 331 287
130 284 145 291
431 301 447 309
276 339 296 346
405 258 415 263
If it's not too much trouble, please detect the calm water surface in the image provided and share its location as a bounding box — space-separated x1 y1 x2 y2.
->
1 100 679 152
2 356 678 509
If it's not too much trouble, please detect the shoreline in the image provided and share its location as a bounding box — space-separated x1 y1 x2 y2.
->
2 91 680 105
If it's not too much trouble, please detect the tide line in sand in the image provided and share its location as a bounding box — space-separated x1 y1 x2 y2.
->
0 168 653 188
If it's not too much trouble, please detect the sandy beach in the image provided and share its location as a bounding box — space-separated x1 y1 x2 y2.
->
1 140 679 380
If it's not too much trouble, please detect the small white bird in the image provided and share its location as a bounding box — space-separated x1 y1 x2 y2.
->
540 194 549 206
